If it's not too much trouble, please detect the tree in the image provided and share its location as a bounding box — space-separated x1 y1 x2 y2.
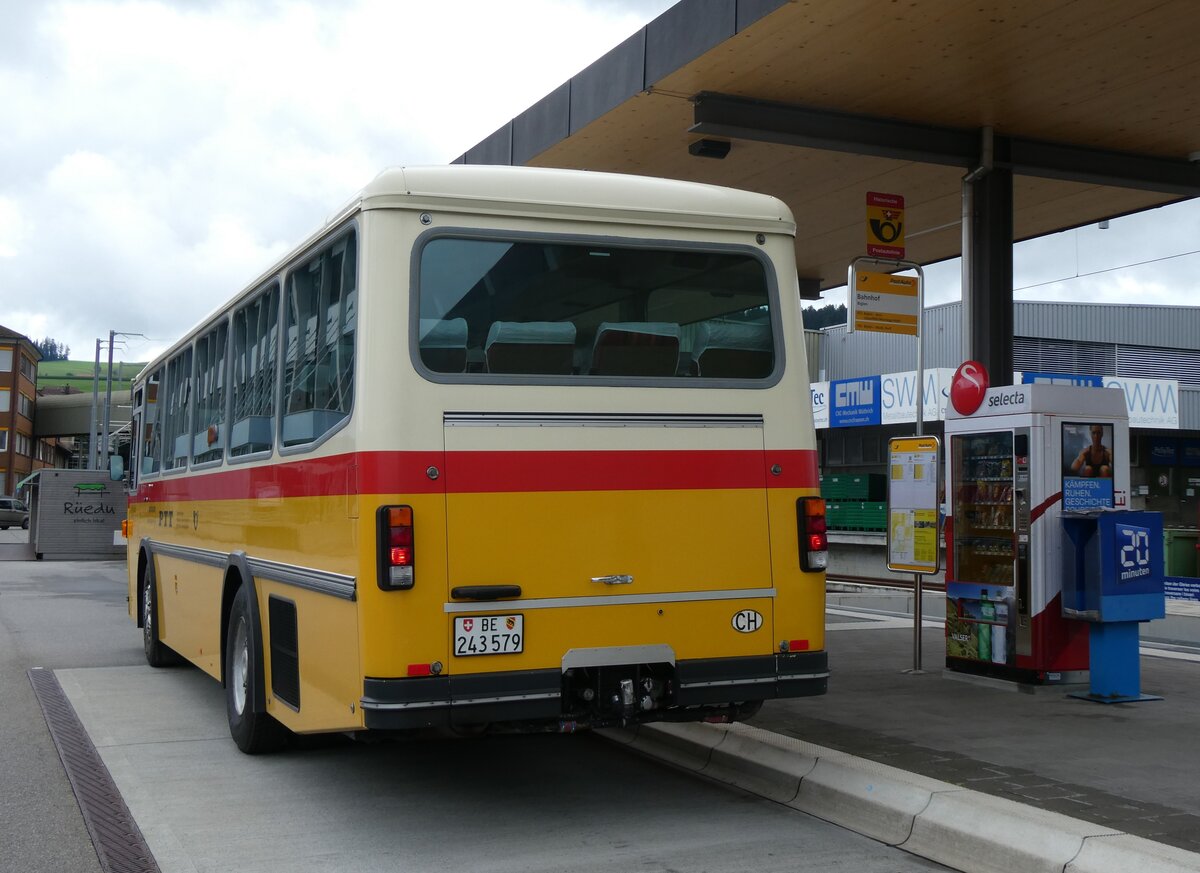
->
802 304 847 330
35 337 70 361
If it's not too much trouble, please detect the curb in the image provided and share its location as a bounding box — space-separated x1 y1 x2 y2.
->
598 722 1200 873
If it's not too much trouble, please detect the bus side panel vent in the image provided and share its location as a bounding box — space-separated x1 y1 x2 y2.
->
268 596 301 710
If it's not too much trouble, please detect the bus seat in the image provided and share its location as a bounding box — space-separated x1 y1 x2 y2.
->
418 318 469 373
485 321 576 375
589 322 681 377
693 322 773 379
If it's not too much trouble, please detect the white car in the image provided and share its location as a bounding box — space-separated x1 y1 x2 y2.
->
0 497 30 530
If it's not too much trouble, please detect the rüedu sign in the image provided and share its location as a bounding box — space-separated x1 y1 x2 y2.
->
30 469 126 560
64 482 117 523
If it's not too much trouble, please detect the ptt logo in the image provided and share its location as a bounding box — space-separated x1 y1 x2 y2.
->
836 379 874 407
731 610 763 633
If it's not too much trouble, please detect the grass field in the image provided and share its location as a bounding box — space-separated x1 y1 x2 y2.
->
38 359 146 393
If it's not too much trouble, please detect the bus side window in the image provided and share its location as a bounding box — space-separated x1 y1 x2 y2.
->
282 230 356 448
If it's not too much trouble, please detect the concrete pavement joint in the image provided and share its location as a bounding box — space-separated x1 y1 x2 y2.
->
602 721 1200 873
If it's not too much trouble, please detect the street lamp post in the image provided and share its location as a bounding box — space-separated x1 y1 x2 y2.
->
89 339 101 469
100 331 145 471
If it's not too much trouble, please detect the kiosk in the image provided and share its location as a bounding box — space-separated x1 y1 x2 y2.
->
944 383 1129 683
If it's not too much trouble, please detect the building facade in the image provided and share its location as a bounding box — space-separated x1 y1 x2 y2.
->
0 327 42 495
810 301 1200 536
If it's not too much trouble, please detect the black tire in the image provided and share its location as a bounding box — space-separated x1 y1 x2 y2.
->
225 585 288 754
141 562 176 668
21 518 29 530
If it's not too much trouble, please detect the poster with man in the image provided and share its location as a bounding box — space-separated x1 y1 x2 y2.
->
1062 422 1114 511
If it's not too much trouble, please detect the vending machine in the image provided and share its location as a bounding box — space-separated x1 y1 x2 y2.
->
944 383 1129 683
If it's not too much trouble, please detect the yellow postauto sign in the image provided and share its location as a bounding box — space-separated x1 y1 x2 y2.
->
853 271 919 336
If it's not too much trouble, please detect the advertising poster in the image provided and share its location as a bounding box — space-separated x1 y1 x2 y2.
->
1062 422 1115 511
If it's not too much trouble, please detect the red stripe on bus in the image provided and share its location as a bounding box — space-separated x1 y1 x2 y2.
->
442 449 817 493
131 449 819 503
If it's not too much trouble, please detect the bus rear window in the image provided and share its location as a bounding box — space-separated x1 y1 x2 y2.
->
416 238 776 380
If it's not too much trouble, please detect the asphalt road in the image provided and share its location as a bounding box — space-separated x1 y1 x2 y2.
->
1 560 947 873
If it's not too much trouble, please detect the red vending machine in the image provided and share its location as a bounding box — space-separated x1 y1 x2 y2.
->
944 383 1129 683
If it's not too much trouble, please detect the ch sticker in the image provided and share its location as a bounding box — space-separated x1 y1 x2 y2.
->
732 609 763 633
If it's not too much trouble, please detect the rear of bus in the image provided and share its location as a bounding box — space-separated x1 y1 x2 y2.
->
355 166 828 732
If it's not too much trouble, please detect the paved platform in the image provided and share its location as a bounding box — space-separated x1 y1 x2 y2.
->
11 557 1200 871
743 596 1200 860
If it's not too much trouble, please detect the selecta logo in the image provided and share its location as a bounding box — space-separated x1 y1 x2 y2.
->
986 389 1027 409
950 361 989 415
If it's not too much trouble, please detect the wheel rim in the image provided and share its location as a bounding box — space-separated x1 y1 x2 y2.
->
142 578 153 648
231 618 249 716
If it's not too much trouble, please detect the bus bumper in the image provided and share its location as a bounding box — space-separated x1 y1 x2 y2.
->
360 651 829 731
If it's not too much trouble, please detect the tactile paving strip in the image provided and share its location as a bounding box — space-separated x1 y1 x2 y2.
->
28 667 160 873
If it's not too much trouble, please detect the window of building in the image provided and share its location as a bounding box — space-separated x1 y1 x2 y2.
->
17 393 33 419
0 389 8 413
231 284 280 458
416 236 775 382
282 230 356 448
159 350 193 471
0 429 7 452
193 322 229 465
19 355 35 382
0 347 11 371
15 432 32 457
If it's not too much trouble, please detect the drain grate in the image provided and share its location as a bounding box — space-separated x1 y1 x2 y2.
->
28 668 161 873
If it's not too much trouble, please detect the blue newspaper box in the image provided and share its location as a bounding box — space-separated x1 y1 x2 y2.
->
1061 510 1166 702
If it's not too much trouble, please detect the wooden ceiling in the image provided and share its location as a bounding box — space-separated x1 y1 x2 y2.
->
476 0 1200 295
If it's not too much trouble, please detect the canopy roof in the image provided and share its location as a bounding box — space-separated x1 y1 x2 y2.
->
457 0 1200 296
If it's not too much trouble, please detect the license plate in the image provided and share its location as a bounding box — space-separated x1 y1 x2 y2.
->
454 614 524 656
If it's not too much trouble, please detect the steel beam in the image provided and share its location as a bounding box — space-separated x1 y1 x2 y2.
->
691 92 1200 196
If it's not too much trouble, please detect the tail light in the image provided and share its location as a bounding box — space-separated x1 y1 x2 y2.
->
797 497 828 572
377 505 415 590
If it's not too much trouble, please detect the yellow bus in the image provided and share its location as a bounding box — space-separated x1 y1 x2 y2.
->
126 165 829 753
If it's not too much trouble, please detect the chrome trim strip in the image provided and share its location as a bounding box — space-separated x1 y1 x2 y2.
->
678 677 777 689
247 557 357 602
678 670 830 689
149 541 227 569
562 645 676 670
360 691 561 711
147 540 356 601
443 587 776 614
443 412 764 428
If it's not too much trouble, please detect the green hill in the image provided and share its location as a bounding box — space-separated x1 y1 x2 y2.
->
38 359 146 393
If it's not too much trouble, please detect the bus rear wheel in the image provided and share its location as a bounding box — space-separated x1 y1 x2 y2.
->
225 585 287 754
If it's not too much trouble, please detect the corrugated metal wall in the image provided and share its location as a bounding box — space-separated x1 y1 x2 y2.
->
1181 385 1200 430
816 301 1200 383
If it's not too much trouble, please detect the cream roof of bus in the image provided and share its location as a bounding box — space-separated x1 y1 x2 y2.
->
360 165 796 233
135 165 797 380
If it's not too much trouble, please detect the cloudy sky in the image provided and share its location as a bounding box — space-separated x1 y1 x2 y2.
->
0 0 674 363
1 0 1197 365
